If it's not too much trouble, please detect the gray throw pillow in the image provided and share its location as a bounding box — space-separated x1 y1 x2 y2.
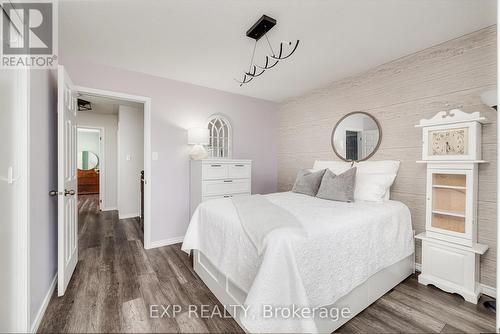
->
292 169 326 197
316 167 357 202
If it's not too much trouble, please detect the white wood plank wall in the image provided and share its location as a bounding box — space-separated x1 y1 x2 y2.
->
277 26 497 286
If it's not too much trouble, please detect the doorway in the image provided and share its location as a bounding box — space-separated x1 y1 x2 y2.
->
345 130 359 161
56 66 152 297
76 92 147 235
77 127 103 213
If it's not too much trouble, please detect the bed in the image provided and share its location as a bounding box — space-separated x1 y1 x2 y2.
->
182 191 414 333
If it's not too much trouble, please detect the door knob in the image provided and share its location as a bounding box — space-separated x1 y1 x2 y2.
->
49 190 59 196
64 189 76 196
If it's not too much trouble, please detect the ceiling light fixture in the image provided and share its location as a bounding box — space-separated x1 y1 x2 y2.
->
77 99 92 111
235 15 299 86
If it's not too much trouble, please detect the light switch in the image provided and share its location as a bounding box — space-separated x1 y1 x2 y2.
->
126 155 131 161
152 152 159 161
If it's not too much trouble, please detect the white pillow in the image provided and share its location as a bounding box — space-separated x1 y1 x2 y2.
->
354 160 400 175
353 160 400 202
354 173 396 202
313 160 352 174
382 190 391 201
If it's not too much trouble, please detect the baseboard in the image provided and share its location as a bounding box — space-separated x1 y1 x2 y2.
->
414 262 496 298
102 206 117 211
119 212 140 219
30 274 57 333
480 284 496 298
149 236 184 249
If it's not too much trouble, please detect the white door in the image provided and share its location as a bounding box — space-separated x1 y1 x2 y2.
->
57 65 78 296
362 129 379 157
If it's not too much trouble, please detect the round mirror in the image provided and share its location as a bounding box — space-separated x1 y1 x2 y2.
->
78 151 99 170
331 112 382 162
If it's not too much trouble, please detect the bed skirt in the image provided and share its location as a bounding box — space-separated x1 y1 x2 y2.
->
193 250 414 333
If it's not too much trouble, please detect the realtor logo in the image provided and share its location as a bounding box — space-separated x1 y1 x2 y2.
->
1 0 57 68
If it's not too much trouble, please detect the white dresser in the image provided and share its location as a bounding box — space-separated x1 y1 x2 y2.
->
190 159 252 216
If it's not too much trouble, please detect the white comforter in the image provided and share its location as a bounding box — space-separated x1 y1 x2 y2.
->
182 192 414 333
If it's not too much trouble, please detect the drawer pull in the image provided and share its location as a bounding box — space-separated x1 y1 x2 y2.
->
223 180 233 183
223 195 232 198
210 164 222 167
234 164 245 167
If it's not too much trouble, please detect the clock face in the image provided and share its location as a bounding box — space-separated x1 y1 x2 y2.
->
429 128 468 156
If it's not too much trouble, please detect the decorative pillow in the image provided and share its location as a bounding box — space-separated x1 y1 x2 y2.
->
292 169 326 197
313 160 352 174
354 173 396 202
316 168 356 202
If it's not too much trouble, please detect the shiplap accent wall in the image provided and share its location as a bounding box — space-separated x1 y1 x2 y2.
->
277 26 497 286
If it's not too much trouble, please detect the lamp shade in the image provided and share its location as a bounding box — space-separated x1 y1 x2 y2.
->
188 128 209 145
480 90 497 108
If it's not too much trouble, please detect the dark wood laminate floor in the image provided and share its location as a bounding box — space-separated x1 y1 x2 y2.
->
38 195 495 333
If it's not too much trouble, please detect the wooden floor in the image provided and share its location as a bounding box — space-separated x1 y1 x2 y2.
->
39 195 496 333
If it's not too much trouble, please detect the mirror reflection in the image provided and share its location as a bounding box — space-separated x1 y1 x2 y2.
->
331 112 381 161
78 151 99 170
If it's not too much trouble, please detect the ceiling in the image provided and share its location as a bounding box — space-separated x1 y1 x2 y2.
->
78 94 143 115
60 0 496 102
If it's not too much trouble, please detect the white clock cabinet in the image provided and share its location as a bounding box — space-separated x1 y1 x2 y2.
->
415 109 488 304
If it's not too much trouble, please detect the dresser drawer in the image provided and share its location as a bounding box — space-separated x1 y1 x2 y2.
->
203 179 250 196
228 163 251 179
202 163 228 180
202 192 250 202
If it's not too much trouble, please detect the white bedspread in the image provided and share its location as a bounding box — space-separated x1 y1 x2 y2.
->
232 194 305 254
182 192 414 333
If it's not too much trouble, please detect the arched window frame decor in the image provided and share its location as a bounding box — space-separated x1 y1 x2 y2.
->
207 114 232 158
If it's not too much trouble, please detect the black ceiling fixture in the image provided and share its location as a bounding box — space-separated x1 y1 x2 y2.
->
235 15 299 86
77 99 92 111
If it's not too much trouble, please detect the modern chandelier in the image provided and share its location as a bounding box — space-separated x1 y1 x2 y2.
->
235 15 299 86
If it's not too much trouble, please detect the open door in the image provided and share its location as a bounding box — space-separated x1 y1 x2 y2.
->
57 65 78 296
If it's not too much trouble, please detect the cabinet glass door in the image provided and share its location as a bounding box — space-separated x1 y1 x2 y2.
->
431 173 466 234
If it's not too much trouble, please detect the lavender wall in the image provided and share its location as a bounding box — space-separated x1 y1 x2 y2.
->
29 69 58 327
117 105 144 218
62 59 278 242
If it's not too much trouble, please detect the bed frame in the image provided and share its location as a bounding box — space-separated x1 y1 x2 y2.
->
194 250 414 333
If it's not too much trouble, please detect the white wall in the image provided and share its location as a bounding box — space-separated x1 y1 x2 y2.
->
78 129 100 156
28 69 58 331
76 112 118 210
277 26 497 286
118 105 144 218
77 129 100 170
